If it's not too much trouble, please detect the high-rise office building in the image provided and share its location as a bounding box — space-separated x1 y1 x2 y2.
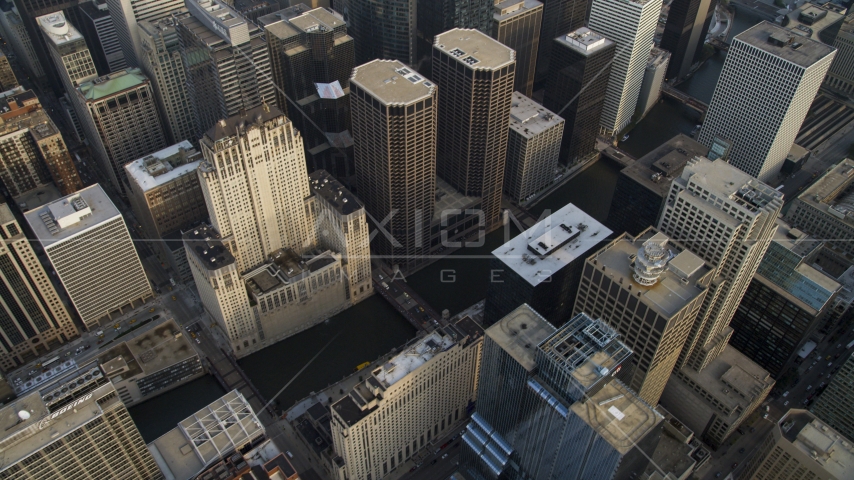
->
342 0 416 65
330 316 483 480
105 0 183 67
176 0 276 138
812 352 854 441
416 0 493 59
137 17 198 145
484 202 611 326
0 383 163 479
125 141 208 283
543 27 615 165
198 105 314 273
0 1 44 80
76 68 168 195
350 59 437 272
24 184 153 330
730 222 842 378
588 0 661 135
535 0 589 81
636 46 669 118
460 305 664 480
433 29 515 232
0 203 78 373
742 410 854 480
260 6 356 184
786 158 854 258
660 0 714 80
605 133 707 237
575 229 712 406
698 22 835 182
78 0 126 74
0 52 17 90
0 89 83 197
309 170 373 304
491 0 542 97
656 157 782 447
826 15 854 95
503 92 564 203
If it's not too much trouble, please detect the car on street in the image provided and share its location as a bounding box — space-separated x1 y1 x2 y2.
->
739 448 745 454
441 454 448 460
430 459 437 465
784 401 789 406
829 362 833 367
782 391 789 397
732 463 738 469
715 473 722 478
807 385 813 390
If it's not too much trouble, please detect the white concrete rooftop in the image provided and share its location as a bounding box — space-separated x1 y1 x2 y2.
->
24 184 121 248
125 140 202 192
373 332 454 388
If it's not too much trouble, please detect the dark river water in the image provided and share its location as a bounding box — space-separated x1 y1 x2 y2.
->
129 10 766 443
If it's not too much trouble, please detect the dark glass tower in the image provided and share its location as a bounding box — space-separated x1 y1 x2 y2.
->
260 6 356 186
660 0 714 80
543 27 614 165
416 0 492 60
341 0 417 65
535 0 590 83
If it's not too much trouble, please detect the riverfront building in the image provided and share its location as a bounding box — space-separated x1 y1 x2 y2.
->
260 6 356 184
25 184 153 330
657 157 781 447
588 0 661 135
543 27 615 165
786 158 854 258
606 134 708 237
741 410 854 480
0 383 162 479
76 68 168 195
636 47 670 118
575 229 712 406
698 22 835 182
125 141 208 283
459 306 664 480
137 17 198 146
434 29 515 233
811 352 854 441
484 202 612 327
491 0 542 97
0 203 78 373
729 222 842 378
350 59 437 272
503 92 564 203
660 0 714 80
175 0 275 138
330 316 484 480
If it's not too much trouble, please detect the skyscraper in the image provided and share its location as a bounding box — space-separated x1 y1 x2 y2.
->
0 383 163 479
105 0 183 67
260 6 356 184
826 15 854 95
588 0 661 135
416 0 493 59
484 202 611 327
742 410 854 480
0 51 17 90
543 27 615 165
503 92 564 203
344 0 417 65
535 0 589 81
310 170 374 304
491 0 543 97
350 59 437 271
434 29 515 232
0 1 45 80
24 184 153 330
125 141 208 282
0 203 78 373
730 222 842 378
575 229 712 406
198 104 314 273
0 89 83 197
659 0 714 80
76 68 168 195
78 0 126 74
636 46 670 118
330 316 483 480
176 0 276 138
812 352 854 441
656 157 782 447
137 17 198 145
698 22 835 182
605 134 707 237
460 306 664 480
